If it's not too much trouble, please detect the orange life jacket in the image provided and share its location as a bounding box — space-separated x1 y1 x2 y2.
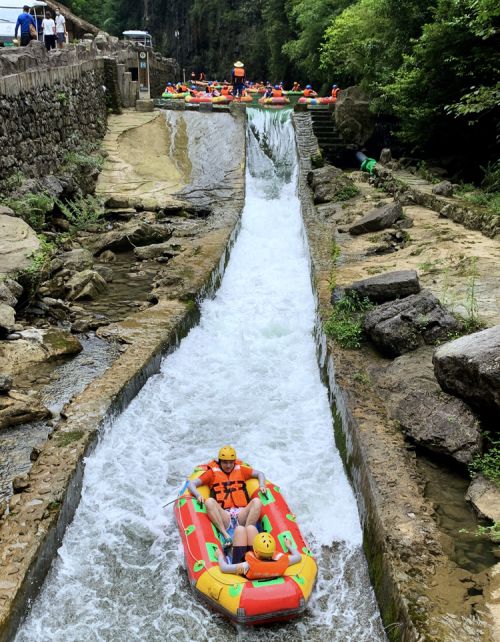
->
244 551 289 580
331 88 339 100
272 88 283 97
233 67 245 78
303 88 313 97
206 459 250 509
166 86 175 93
180 84 188 92
221 86 230 96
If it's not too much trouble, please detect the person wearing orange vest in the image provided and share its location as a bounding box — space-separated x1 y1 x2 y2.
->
187 446 266 548
272 85 283 98
331 84 340 101
232 60 245 97
217 532 302 578
303 84 317 97
292 81 301 92
221 83 231 96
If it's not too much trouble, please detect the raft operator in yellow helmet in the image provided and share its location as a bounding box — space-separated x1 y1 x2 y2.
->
187 446 267 552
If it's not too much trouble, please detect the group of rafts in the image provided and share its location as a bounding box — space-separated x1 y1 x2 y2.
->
162 80 340 107
174 446 317 625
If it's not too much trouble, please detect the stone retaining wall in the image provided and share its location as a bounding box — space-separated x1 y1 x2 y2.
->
0 40 176 186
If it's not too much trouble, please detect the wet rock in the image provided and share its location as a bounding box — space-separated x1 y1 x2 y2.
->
341 270 420 304
0 374 12 393
0 390 51 430
88 222 173 255
0 282 18 308
349 202 403 235
39 297 70 321
433 325 500 415
307 166 358 204
93 265 113 282
466 475 500 522
38 274 67 299
98 250 116 263
0 303 16 337
66 270 107 301
105 195 132 209
0 214 40 276
432 181 454 197
59 249 94 272
393 389 481 464
12 474 30 493
364 290 462 357
134 241 182 261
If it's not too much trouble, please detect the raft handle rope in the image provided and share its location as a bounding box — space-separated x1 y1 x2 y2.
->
175 494 311 586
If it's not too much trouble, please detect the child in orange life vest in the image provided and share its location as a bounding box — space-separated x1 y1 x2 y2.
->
217 532 302 579
187 446 266 548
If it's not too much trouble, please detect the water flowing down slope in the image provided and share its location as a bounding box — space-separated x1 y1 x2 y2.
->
16 108 387 642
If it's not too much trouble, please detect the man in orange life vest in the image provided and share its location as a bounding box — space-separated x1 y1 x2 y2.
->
187 446 266 548
331 84 340 101
231 60 245 97
217 532 302 579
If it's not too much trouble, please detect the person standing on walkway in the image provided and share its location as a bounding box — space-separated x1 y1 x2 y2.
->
55 9 67 49
14 6 36 47
42 11 56 51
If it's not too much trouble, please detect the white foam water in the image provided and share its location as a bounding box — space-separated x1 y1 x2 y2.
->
16 108 387 642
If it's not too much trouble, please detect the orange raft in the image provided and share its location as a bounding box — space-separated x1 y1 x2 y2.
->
258 96 290 106
174 466 317 625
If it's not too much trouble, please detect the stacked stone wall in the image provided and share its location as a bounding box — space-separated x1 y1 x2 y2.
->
0 40 177 186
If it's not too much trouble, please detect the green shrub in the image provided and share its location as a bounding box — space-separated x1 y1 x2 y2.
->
4 193 54 231
324 292 373 349
55 195 104 231
335 183 360 202
26 235 55 275
470 434 500 486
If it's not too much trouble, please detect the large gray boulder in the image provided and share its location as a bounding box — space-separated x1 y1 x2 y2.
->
364 290 462 357
88 222 173 255
393 389 481 464
307 166 358 204
349 202 403 235
341 270 420 304
0 282 18 308
433 325 500 414
66 270 107 301
0 214 40 277
334 86 374 146
134 241 183 261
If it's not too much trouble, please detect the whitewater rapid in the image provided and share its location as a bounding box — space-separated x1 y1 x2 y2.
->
16 108 386 641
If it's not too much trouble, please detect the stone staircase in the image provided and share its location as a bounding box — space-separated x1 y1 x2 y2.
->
310 108 351 163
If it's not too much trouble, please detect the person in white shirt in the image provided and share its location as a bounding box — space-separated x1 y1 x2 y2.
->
42 11 56 51
55 9 66 49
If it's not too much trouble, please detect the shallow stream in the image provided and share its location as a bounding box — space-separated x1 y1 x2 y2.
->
16 109 386 641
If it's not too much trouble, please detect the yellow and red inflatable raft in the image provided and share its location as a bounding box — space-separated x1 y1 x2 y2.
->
258 96 290 106
174 466 317 625
298 96 335 105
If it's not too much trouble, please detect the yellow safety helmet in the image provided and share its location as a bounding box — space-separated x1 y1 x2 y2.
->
253 532 276 559
218 445 237 461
